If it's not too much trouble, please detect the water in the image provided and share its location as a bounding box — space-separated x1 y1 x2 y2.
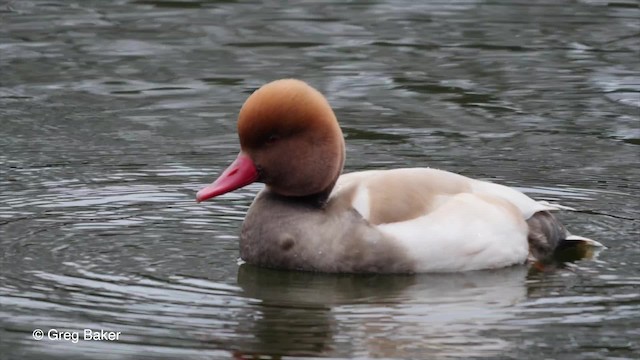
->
1 0 639 359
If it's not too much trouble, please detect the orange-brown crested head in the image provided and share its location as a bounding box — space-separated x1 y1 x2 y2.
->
237 79 345 197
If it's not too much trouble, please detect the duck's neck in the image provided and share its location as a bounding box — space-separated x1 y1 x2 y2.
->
266 183 335 208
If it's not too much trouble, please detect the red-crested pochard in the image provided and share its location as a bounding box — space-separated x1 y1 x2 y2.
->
197 79 601 273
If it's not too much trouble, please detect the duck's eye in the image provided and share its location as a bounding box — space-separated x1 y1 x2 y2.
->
266 134 279 144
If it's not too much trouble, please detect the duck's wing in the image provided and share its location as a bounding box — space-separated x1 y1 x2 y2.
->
331 168 531 271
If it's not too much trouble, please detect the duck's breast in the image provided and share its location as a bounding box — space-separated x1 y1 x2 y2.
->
239 189 417 273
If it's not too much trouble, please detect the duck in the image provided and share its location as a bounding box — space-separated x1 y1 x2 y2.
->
196 79 600 273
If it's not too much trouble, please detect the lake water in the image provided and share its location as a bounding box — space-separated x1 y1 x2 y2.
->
1 1 639 359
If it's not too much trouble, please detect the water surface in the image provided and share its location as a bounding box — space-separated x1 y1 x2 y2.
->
1 0 639 359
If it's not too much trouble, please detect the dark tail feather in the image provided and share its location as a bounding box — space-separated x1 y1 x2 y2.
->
526 211 603 265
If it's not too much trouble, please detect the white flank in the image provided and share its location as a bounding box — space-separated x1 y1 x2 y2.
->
378 193 529 272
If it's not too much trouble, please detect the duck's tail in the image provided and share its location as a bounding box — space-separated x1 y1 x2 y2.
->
526 211 604 264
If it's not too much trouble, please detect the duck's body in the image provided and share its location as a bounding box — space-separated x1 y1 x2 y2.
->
240 168 568 273
197 79 599 273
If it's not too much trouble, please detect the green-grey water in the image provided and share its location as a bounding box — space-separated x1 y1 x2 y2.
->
1 1 639 359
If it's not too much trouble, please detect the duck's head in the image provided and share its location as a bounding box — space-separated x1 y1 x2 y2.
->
196 79 345 202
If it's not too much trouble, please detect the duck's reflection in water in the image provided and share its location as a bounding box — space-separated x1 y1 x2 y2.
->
234 264 528 359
